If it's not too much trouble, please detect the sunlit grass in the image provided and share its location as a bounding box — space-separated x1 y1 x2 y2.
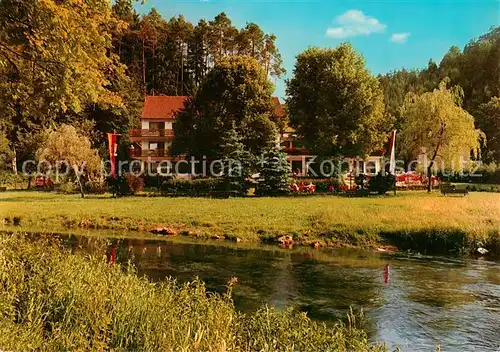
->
0 234 386 351
1 191 499 253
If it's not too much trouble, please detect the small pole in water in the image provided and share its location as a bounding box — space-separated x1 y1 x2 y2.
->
109 247 117 264
384 264 390 284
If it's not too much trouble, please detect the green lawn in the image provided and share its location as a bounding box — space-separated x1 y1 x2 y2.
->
1 191 499 254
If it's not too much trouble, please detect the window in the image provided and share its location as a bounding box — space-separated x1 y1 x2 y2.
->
149 122 165 130
365 160 377 175
149 142 165 150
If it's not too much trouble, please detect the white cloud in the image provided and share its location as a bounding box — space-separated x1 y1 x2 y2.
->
326 10 386 38
390 32 411 43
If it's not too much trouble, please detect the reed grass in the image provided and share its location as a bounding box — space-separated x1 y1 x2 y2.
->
0 234 387 351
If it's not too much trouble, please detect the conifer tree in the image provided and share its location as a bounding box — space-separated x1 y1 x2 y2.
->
256 146 290 196
219 127 254 195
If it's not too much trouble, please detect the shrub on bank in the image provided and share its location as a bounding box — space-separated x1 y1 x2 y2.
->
160 178 225 196
126 173 145 194
439 163 500 185
107 174 145 196
85 180 108 194
0 234 384 351
0 171 29 189
465 184 500 193
292 178 340 193
57 180 78 194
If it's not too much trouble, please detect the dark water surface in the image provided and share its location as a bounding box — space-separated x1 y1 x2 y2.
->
68 236 500 352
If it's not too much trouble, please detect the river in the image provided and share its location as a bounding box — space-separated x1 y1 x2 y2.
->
67 235 500 351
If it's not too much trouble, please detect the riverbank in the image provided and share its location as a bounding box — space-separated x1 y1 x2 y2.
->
1 191 499 255
0 233 386 351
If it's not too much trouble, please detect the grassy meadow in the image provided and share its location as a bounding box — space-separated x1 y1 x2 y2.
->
1 191 499 255
0 233 386 351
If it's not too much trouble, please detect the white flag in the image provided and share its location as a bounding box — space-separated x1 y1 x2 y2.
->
389 130 396 174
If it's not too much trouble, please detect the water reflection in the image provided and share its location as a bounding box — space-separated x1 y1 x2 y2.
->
65 236 500 351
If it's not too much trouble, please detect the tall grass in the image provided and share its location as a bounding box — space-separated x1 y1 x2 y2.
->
0 234 386 351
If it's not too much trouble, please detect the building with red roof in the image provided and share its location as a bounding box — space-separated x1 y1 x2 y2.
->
129 95 286 164
129 95 383 177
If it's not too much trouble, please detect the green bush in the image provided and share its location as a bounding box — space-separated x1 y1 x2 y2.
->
108 175 130 196
0 234 384 351
108 174 145 196
160 178 225 196
57 181 77 194
293 178 340 192
85 180 108 194
368 173 396 194
440 163 500 185
0 171 28 189
125 173 145 194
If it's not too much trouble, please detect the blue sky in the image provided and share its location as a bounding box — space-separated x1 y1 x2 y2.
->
134 0 499 98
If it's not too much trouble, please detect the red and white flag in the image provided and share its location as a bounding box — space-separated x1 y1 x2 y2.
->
389 130 397 174
107 133 120 179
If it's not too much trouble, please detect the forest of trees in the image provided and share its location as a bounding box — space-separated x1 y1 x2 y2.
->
112 1 285 97
0 0 285 170
378 27 500 163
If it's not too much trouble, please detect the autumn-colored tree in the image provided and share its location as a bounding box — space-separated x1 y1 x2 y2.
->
37 125 102 198
400 80 484 192
0 130 14 171
287 44 388 158
0 0 126 169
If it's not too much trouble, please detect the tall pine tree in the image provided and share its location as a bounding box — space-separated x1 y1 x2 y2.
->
220 127 254 196
256 146 290 196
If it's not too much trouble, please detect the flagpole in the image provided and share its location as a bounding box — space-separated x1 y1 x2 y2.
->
389 130 396 175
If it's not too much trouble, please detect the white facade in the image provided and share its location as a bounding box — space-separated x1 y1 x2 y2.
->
141 119 173 130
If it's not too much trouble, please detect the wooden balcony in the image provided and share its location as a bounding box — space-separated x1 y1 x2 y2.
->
129 129 174 141
129 149 171 158
282 146 311 155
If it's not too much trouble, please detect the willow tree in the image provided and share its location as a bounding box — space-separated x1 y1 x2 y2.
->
400 80 484 191
37 125 102 198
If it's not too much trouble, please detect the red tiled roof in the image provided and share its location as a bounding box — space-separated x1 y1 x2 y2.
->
272 97 285 118
141 95 285 120
141 96 188 119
